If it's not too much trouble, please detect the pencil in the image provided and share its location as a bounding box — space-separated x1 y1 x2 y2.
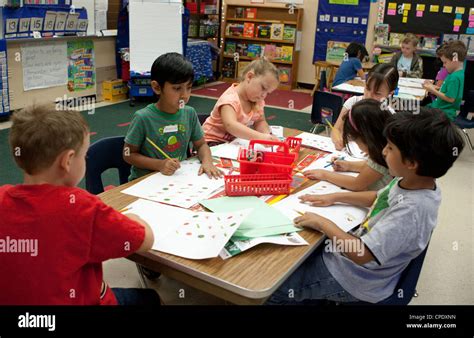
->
119 206 132 213
294 209 305 216
146 137 172 160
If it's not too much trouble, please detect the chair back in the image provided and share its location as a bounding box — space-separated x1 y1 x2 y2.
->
311 91 344 126
85 136 131 194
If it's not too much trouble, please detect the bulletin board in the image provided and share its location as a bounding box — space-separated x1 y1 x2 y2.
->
313 0 372 62
383 1 474 36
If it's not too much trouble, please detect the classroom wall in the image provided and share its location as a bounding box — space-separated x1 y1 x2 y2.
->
225 0 379 85
7 36 117 111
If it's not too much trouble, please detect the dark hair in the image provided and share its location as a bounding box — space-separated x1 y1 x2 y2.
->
150 52 194 88
343 99 392 167
384 108 465 178
439 40 467 62
366 63 399 94
346 42 368 61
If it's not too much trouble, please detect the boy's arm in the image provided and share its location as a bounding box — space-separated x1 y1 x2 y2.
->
125 213 154 252
221 105 278 141
304 163 384 191
123 143 180 175
300 190 377 208
295 213 374 265
423 83 456 103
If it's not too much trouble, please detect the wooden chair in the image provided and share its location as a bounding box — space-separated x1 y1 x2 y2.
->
311 61 337 95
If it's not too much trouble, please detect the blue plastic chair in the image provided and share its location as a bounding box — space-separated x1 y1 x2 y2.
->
85 136 131 195
310 91 344 134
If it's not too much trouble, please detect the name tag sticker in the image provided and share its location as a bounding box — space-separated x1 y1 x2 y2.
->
164 125 178 133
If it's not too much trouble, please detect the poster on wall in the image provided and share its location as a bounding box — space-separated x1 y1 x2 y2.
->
22 42 68 91
313 0 371 62
67 40 95 91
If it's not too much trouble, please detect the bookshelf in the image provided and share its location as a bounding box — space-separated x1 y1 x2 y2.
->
186 0 221 46
221 4 303 90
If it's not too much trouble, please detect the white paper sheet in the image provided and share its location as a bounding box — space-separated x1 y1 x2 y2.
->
332 83 365 94
210 138 274 160
121 158 225 208
397 86 426 97
398 78 424 88
22 42 67 91
273 181 368 233
123 199 251 259
300 153 359 177
270 125 284 138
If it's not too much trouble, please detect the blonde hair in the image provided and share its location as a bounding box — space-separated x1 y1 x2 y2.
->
240 58 279 82
402 33 419 47
9 104 89 175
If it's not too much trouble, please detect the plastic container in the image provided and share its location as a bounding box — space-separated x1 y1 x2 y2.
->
238 138 302 175
224 173 292 196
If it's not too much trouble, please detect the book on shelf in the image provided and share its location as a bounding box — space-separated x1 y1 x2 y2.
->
283 26 296 42
235 7 244 18
222 59 236 78
278 66 292 84
263 44 277 60
459 35 474 55
245 8 257 19
226 23 244 37
378 53 395 63
374 24 389 46
237 42 248 55
421 36 438 50
442 34 458 44
389 33 405 47
279 46 293 62
243 22 255 38
270 23 284 40
246 44 262 58
225 41 237 55
257 24 271 39
237 61 251 78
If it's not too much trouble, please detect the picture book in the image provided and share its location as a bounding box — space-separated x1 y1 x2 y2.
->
280 46 293 61
283 26 296 42
374 23 389 45
257 24 271 38
263 44 277 59
278 67 292 84
270 23 284 40
389 33 405 47
245 8 258 19
225 41 237 55
226 23 244 37
222 59 236 78
246 43 262 57
243 22 255 38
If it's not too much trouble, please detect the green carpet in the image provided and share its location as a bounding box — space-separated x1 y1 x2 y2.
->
0 96 313 187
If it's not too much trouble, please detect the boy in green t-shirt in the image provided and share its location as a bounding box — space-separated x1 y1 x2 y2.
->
424 40 467 121
124 53 222 181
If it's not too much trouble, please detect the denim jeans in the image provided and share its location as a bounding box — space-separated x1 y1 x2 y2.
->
266 248 359 305
112 288 161 306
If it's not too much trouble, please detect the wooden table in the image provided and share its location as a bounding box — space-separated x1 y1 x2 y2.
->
99 128 325 305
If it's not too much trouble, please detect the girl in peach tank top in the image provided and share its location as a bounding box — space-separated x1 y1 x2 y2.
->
203 59 281 144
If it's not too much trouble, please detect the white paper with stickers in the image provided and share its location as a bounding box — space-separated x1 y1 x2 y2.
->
210 137 276 160
296 133 366 158
123 199 252 259
121 157 225 208
273 181 368 233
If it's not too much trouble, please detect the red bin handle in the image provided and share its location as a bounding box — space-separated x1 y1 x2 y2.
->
248 139 289 154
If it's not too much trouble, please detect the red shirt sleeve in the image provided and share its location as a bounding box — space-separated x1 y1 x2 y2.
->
81 193 146 263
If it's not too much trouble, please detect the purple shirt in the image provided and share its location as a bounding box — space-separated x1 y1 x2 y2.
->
436 67 448 81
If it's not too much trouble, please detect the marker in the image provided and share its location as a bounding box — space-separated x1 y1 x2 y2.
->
324 155 345 168
294 209 305 216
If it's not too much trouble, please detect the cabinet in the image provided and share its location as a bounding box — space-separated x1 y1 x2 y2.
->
221 4 303 90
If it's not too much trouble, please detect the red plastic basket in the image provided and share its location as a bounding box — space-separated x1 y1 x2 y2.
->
224 173 292 196
239 138 302 175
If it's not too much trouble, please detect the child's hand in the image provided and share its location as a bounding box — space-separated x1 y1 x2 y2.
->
299 193 336 207
159 158 181 176
263 133 281 142
423 81 435 92
294 212 331 232
333 138 344 151
303 169 328 181
332 158 351 172
199 162 223 179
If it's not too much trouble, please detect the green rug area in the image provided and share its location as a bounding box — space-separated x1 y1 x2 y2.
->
0 96 313 187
